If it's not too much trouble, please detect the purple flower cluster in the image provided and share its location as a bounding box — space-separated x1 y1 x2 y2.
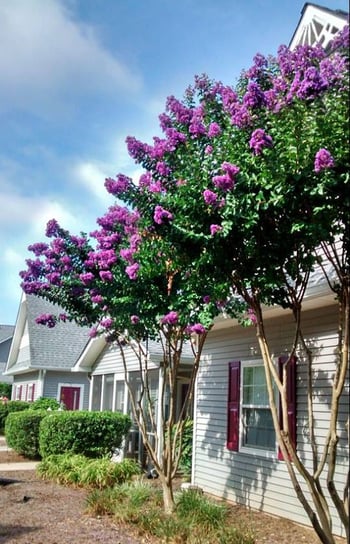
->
189 106 206 138
186 323 206 335
154 205 173 225
35 313 56 328
212 162 240 191
249 128 273 155
207 122 222 138
45 219 61 238
203 189 218 205
314 148 335 173
243 82 266 109
161 311 178 325
126 136 151 163
100 317 113 329
105 174 132 196
126 262 140 280
210 224 222 236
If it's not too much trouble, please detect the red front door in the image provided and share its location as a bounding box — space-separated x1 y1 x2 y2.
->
60 386 80 410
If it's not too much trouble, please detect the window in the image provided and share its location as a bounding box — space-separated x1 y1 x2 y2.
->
115 381 125 413
15 385 22 400
27 383 35 402
91 375 102 410
227 358 296 458
241 365 275 451
102 374 114 411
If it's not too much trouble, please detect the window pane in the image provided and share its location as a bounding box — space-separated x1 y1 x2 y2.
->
115 381 125 413
91 375 102 411
242 408 275 450
243 366 269 405
103 374 114 410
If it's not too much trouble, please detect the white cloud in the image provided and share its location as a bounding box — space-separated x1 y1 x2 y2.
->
0 0 142 116
73 161 111 205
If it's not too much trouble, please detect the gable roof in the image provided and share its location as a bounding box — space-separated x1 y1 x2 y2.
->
0 325 14 345
289 2 348 50
73 333 194 373
5 293 90 375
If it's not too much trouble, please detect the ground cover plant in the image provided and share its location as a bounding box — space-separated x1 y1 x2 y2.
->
20 23 349 543
37 453 141 489
86 483 255 544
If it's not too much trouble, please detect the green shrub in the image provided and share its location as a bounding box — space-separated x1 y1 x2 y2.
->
0 382 12 398
39 410 132 458
5 409 48 458
0 400 30 434
37 453 140 488
178 418 193 477
31 397 62 410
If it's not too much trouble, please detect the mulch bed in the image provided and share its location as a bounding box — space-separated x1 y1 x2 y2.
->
0 448 346 544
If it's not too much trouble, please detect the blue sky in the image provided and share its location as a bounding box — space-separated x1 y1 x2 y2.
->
0 0 348 325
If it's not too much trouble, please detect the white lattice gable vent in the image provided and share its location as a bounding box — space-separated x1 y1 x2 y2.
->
290 4 347 50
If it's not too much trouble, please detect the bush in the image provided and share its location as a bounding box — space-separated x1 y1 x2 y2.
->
31 397 63 410
0 400 30 434
5 409 48 458
37 453 140 488
0 382 12 398
39 410 132 458
177 418 193 477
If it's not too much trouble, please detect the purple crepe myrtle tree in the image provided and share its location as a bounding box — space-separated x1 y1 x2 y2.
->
21 26 349 535
105 30 349 539
20 194 243 514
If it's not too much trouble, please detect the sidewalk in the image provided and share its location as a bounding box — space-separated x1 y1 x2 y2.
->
0 435 39 471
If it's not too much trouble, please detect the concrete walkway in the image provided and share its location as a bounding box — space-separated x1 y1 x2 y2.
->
0 435 39 472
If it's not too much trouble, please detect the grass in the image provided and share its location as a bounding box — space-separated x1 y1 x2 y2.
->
86 483 255 543
38 454 255 542
37 453 141 489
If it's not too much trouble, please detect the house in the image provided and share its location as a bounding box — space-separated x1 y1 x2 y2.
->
0 325 14 385
191 3 348 539
191 278 348 536
73 334 194 463
4 293 90 410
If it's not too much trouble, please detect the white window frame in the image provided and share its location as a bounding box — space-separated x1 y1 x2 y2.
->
239 360 277 459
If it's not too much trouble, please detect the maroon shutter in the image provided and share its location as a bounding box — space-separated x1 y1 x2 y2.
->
227 361 241 451
278 355 297 460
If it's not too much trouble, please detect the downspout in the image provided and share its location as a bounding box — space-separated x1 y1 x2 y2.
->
191 365 199 486
38 369 46 398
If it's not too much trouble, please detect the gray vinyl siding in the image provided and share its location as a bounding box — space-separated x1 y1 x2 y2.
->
43 371 90 409
193 303 348 537
92 343 159 376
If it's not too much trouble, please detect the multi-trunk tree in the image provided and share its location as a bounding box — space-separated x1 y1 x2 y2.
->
21 26 349 539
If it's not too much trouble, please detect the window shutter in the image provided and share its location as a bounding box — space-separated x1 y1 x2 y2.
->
278 355 297 460
227 361 241 451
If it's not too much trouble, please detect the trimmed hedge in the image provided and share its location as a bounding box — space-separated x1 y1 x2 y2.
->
39 411 132 458
0 400 30 434
31 397 62 410
5 410 48 458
